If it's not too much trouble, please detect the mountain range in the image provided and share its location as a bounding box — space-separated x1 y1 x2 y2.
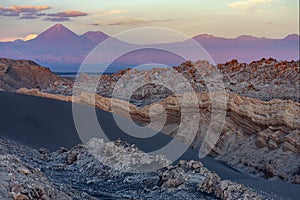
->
0 24 299 72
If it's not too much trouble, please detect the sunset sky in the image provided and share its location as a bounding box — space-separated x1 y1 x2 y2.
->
0 0 298 42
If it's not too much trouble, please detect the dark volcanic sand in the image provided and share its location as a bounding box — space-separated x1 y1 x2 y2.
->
0 92 299 199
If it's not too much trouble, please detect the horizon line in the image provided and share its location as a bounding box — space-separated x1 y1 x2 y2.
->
1 23 299 42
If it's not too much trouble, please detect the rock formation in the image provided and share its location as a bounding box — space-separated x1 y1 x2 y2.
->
139 92 300 184
216 58 299 101
67 58 299 104
0 58 70 92
3 58 300 184
0 138 269 200
17 88 300 184
2 58 299 103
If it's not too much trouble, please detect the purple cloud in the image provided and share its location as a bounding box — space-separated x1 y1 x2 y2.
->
0 5 49 19
47 10 87 18
0 6 87 21
20 13 40 19
44 17 70 22
0 5 50 17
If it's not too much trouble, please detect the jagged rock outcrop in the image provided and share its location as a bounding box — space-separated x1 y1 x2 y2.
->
159 160 264 200
0 154 72 199
217 58 299 101
2 58 299 104
213 180 263 200
0 58 70 91
17 88 300 184
0 138 270 200
67 58 299 104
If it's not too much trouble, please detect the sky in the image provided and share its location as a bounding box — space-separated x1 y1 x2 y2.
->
0 0 299 42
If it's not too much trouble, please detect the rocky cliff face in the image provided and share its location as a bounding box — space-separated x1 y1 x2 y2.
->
17 88 300 184
135 92 300 184
66 58 299 105
2 58 299 103
0 58 70 91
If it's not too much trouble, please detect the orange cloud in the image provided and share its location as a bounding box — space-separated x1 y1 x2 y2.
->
23 34 37 41
0 33 37 42
0 6 87 22
0 37 20 42
0 5 50 17
9 5 50 12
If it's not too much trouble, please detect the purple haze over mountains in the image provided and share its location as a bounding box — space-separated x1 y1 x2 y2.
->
0 24 299 72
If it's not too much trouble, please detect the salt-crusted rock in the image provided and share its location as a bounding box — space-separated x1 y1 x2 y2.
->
0 154 71 200
214 180 263 200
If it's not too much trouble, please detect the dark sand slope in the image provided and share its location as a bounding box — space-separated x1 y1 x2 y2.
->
0 92 299 199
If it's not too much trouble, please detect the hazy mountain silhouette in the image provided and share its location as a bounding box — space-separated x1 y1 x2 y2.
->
0 24 298 71
192 33 299 64
82 31 109 44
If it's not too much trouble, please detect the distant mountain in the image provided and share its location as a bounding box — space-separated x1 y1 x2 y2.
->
31 23 85 46
0 24 110 71
82 31 109 44
192 34 222 40
0 23 299 71
192 33 299 64
25 24 94 54
235 35 259 40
